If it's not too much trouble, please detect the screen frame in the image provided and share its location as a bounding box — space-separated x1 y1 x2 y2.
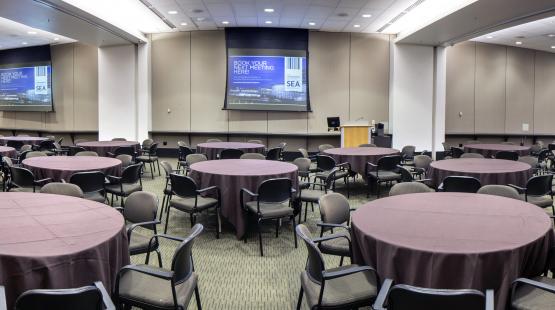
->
0 61 54 112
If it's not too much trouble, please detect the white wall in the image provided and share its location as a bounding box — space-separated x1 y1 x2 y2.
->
137 42 151 142
390 44 435 151
433 46 447 158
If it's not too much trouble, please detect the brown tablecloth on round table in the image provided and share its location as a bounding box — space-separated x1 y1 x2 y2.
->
196 142 265 160
189 159 298 238
0 136 47 146
351 192 553 310
323 147 400 176
428 158 532 187
0 192 129 308
0 146 16 158
76 141 140 157
463 144 530 158
23 156 122 182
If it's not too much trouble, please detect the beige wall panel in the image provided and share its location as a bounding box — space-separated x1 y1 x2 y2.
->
228 111 267 132
0 112 16 128
307 32 350 133
190 31 227 131
15 112 44 130
349 33 390 123
533 51 555 134
47 44 74 130
267 112 308 133
73 43 99 130
445 41 476 133
152 32 191 131
474 43 506 134
308 136 341 152
268 137 306 150
505 47 534 134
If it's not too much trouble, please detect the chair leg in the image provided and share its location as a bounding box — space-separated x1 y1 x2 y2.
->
157 159 161 176
194 285 202 310
160 194 167 221
296 287 304 310
275 219 279 238
150 162 154 179
156 249 163 268
292 215 298 248
257 218 264 256
164 207 171 234
216 207 221 239
339 256 344 266
304 202 308 222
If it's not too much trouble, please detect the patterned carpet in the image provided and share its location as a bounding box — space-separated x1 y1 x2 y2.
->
129 158 376 310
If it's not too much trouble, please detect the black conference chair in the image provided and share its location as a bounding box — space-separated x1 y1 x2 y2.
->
509 174 554 213
135 143 160 179
315 155 353 197
317 192 353 266
8 166 50 192
241 178 297 256
219 148 244 159
6 140 24 150
373 279 494 310
108 146 138 159
69 171 107 203
176 145 193 171
450 147 465 159
37 140 56 155
439 176 481 193
105 163 143 207
366 155 402 198
266 147 281 160
68 146 86 156
495 151 519 161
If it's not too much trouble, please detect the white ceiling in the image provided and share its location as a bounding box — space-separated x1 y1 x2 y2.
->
0 16 75 51
473 15 555 53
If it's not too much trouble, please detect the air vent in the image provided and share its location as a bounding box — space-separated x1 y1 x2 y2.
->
336 12 349 17
377 0 426 32
192 9 204 14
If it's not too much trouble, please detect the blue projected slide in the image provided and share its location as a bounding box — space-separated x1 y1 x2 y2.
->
0 65 53 111
227 55 308 111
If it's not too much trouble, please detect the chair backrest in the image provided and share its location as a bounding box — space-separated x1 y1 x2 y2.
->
318 144 334 152
296 224 325 283
401 145 416 157
177 140 188 147
113 146 135 157
477 185 520 200
377 155 402 171
172 223 204 284
537 149 552 162
69 171 106 193
397 165 415 182
15 283 107 310
442 176 481 193
518 156 538 167
450 147 464 158
186 154 207 166
115 154 133 167
240 153 266 160
257 178 292 203
298 148 310 158
293 157 311 173
26 151 47 158
121 163 143 184
2 156 13 168
38 140 56 151
170 173 198 198
141 138 154 149
460 153 484 159
124 191 158 229
7 140 24 150
389 182 433 196
178 145 193 161
206 138 222 143
526 174 553 196
247 139 263 144
359 143 376 147
413 155 433 169
495 151 518 161
278 142 287 151
316 154 336 171
45 135 55 140
9 167 35 189
20 144 32 152
75 151 99 157
57 137 63 146
319 193 350 225
265 147 281 160
387 284 488 310
40 183 84 198
529 144 543 153
160 161 173 176
147 143 158 155
111 138 126 141
69 146 86 156
219 148 244 159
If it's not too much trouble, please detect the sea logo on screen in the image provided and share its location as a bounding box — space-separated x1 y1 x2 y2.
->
284 57 302 92
34 66 48 95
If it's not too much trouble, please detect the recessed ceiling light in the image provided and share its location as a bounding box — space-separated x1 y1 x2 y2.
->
222 21 229 25
168 10 178 14
265 21 272 24
22 42 28 45
308 22 316 26
486 35 494 39
180 22 187 26
515 41 522 45
264 8 274 13
196 17 205 22
551 46 555 49
353 24 361 28
27 31 37 35
53 37 59 41
548 34 555 37
362 14 372 18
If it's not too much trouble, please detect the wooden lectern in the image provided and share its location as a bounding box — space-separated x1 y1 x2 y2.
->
340 121 372 147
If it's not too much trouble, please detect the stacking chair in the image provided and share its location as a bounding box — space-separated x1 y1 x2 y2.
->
509 174 554 213
11 281 115 310
75 151 98 156
115 224 203 310
299 148 318 172
6 140 24 150
292 157 311 188
219 148 244 159
183 154 207 175
240 152 266 160
165 174 221 238
40 182 84 198
111 138 127 141
69 171 107 203
298 168 337 222
68 146 86 156
450 147 465 158
8 166 50 192
477 185 521 200
460 152 485 159
176 145 193 171
295 224 379 310
136 143 160 179
159 161 182 221
206 138 222 143
495 151 519 161
373 279 494 310
318 144 334 153
412 154 432 179
530 143 544 157
105 163 143 207
518 156 540 174
366 155 402 198
110 146 138 159
141 138 154 153
119 191 163 267
317 193 353 266
37 140 56 155
265 147 281 160
177 140 188 147
241 178 297 256
25 151 47 158
389 182 434 196
315 155 353 197
439 176 481 193
115 154 133 168
400 145 416 165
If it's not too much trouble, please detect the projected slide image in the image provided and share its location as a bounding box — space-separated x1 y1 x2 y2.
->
227 55 307 107
0 65 52 107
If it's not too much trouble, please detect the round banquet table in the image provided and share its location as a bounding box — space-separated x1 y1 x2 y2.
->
23 156 122 182
0 192 129 309
323 147 400 177
351 192 554 310
76 141 140 157
427 158 532 188
189 159 298 238
0 146 16 158
0 136 47 146
463 143 530 158
196 142 265 160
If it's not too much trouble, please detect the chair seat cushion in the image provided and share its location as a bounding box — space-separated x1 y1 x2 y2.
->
245 201 294 219
83 191 106 203
118 265 197 308
367 170 401 181
300 264 377 308
318 233 350 257
106 183 142 196
170 196 218 212
128 230 158 256
511 276 555 310
523 195 553 208
136 155 158 162
300 189 326 202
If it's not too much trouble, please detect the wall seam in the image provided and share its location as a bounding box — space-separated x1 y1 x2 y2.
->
532 51 536 136
473 42 477 135
348 32 351 120
72 43 76 131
